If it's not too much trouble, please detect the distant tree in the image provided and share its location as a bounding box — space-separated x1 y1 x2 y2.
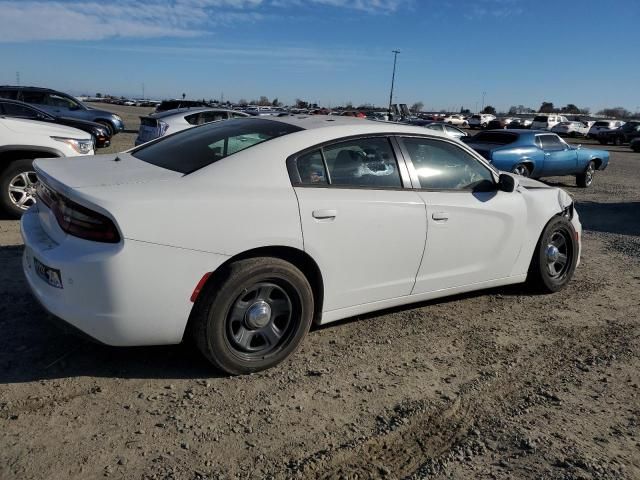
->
597 106 631 118
579 107 590 115
257 96 271 106
182 93 186 100
539 102 555 113
508 106 518 115
345 101 353 109
95 93 102 98
272 97 280 107
460 107 471 114
410 101 424 113
238 98 248 106
295 98 308 109
482 105 496 115
560 103 580 114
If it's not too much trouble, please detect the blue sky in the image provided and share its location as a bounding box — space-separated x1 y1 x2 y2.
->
0 0 638 112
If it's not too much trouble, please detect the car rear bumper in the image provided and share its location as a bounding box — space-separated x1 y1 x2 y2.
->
21 209 229 346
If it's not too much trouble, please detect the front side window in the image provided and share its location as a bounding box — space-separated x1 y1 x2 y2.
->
322 137 401 188
539 134 565 151
46 93 80 109
402 137 494 190
132 118 302 174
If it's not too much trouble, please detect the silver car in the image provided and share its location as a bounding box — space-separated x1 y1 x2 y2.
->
424 122 468 139
135 107 249 145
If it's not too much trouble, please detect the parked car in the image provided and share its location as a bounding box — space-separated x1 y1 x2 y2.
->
587 120 625 139
551 121 589 137
155 99 211 112
462 130 608 187
423 122 468 139
0 86 124 135
530 115 569 131
135 107 249 145
443 114 468 126
468 114 496 129
22 116 582 374
630 137 640 152
507 118 533 129
0 117 94 217
597 121 640 145
486 119 507 130
0 98 111 148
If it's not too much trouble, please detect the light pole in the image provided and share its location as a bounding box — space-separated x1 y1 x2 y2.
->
388 50 400 118
481 91 486 113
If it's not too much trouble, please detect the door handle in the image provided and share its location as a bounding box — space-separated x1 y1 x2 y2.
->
432 212 449 221
312 209 337 220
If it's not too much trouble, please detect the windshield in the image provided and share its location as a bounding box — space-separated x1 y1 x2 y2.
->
132 118 302 174
533 116 548 123
594 121 610 127
469 132 518 144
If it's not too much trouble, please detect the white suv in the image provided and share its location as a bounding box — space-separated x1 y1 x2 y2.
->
531 115 568 131
0 117 94 217
468 114 496 129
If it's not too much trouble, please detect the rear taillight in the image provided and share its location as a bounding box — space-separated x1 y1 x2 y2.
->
158 120 169 136
37 182 120 243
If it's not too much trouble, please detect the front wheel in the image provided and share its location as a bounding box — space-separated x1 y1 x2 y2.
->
527 216 578 293
614 136 623 146
191 257 314 375
0 159 39 218
576 160 595 188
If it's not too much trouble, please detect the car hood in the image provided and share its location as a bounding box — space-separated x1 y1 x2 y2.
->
57 116 106 130
515 176 551 189
34 152 182 190
0 117 91 138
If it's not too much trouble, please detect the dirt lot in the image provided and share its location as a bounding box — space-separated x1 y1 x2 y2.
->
1 107 639 479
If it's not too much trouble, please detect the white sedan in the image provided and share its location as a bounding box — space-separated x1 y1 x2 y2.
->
551 121 589 137
22 116 582 374
135 107 249 145
443 114 468 126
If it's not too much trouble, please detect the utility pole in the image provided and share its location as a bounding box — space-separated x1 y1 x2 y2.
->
388 50 400 119
481 91 486 112
142 83 145 100
16 71 20 86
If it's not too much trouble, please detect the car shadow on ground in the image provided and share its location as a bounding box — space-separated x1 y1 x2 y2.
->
0 244 222 384
575 201 640 236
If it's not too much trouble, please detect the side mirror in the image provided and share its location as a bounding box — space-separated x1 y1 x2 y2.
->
498 173 517 192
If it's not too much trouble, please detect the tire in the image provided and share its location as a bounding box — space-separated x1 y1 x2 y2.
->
527 216 578 293
512 163 531 177
96 120 114 136
0 159 38 218
598 139 607 145
576 160 595 188
191 257 314 375
481 122 487 129
614 136 623 146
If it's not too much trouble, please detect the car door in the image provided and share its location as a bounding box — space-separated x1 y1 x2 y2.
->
397 136 527 293
537 134 578 175
290 136 427 312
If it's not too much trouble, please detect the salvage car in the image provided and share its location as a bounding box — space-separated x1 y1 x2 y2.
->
135 107 249 145
0 98 111 148
22 116 581 374
551 121 589 137
423 122 468 139
463 130 608 187
597 121 640 145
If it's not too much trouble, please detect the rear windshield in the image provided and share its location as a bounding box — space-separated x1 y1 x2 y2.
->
593 121 610 127
471 115 481 119
469 132 518 145
533 116 548 123
132 118 302 174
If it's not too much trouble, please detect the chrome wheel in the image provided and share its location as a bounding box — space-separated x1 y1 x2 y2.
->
584 163 595 186
545 231 571 279
226 282 294 357
8 171 38 210
512 164 530 177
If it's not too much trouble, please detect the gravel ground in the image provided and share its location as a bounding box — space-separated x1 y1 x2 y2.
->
1 106 639 479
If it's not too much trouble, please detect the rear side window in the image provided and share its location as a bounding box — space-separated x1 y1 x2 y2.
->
296 150 328 185
21 91 47 104
0 89 19 100
132 118 302 174
323 138 401 188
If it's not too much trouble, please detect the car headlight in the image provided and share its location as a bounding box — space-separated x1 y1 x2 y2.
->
51 136 94 154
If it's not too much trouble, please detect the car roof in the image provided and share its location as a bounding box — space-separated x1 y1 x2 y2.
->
0 85 59 93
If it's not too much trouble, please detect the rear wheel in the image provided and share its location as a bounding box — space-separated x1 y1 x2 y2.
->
0 159 38 218
614 136 623 146
192 257 314 375
527 216 578 293
576 160 595 188
512 163 531 177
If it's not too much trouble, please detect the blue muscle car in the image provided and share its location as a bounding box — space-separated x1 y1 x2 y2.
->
463 130 609 187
